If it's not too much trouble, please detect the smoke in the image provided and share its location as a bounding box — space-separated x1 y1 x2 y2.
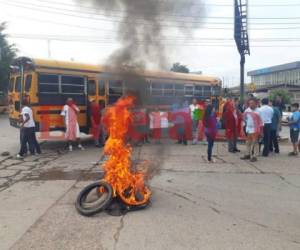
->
77 0 205 70
76 0 205 105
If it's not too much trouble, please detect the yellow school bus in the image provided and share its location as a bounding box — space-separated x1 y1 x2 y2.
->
8 57 106 133
8 57 222 132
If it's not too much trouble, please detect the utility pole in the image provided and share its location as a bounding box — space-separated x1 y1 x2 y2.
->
47 39 51 58
240 54 245 99
234 0 250 103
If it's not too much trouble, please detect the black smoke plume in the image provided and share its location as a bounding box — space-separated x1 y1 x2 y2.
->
77 0 205 69
76 0 205 104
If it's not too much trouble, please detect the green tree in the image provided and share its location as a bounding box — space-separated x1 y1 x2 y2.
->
0 22 17 92
170 62 190 73
269 89 291 105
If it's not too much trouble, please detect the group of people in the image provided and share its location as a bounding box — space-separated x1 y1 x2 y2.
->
215 96 300 163
239 98 278 162
184 95 300 163
17 97 85 158
242 98 300 160
16 95 300 164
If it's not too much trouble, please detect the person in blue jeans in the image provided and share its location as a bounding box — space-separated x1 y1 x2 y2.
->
203 104 218 163
288 103 300 156
17 99 41 159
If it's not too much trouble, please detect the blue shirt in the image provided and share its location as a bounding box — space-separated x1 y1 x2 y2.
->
289 111 300 130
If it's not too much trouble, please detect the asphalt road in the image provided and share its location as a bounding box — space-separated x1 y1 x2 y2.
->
0 114 300 250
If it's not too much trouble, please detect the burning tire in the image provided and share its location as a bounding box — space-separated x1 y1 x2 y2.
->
127 198 151 212
118 186 151 206
75 181 113 216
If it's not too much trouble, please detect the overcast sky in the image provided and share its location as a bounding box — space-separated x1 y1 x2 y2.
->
1 0 300 87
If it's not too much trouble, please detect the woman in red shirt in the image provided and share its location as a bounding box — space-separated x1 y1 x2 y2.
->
224 102 240 153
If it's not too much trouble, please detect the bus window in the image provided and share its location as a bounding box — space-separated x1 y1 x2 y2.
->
109 80 123 96
213 86 221 96
61 75 85 94
211 86 216 96
25 75 32 92
203 86 211 97
9 78 15 92
38 74 59 93
98 80 105 96
151 82 163 96
184 85 194 96
163 83 174 96
194 86 203 96
15 77 21 92
174 85 184 96
88 80 96 96
146 81 151 95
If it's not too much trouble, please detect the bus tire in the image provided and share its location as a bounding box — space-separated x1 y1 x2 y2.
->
75 181 113 216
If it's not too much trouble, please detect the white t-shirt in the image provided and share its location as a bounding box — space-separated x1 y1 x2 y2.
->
21 106 35 128
61 105 69 125
245 107 259 134
189 104 200 119
258 105 274 124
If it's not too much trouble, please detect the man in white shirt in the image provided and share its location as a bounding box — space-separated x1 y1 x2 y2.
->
17 98 41 158
258 98 274 157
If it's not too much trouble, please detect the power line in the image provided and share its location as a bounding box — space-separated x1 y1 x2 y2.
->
4 12 300 38
8 32 300 47
249 26 300 30
3 1 300 35
5 9 300 32
249 22 300 25
0 1 217 27
5 9 300 28
10 37 300 48
2 1 213 21
3 12 300 37
3 0 300 25
18 0 300 10
8 33 300 43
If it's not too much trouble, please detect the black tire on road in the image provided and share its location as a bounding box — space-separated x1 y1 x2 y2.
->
75 181 113 216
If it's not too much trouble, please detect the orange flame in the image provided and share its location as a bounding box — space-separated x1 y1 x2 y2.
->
102 96 151 206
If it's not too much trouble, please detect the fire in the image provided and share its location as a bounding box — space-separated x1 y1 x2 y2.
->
102 96 151 206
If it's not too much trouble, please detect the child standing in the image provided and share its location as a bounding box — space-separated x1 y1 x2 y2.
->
288 103 300 156
203 104 218 163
